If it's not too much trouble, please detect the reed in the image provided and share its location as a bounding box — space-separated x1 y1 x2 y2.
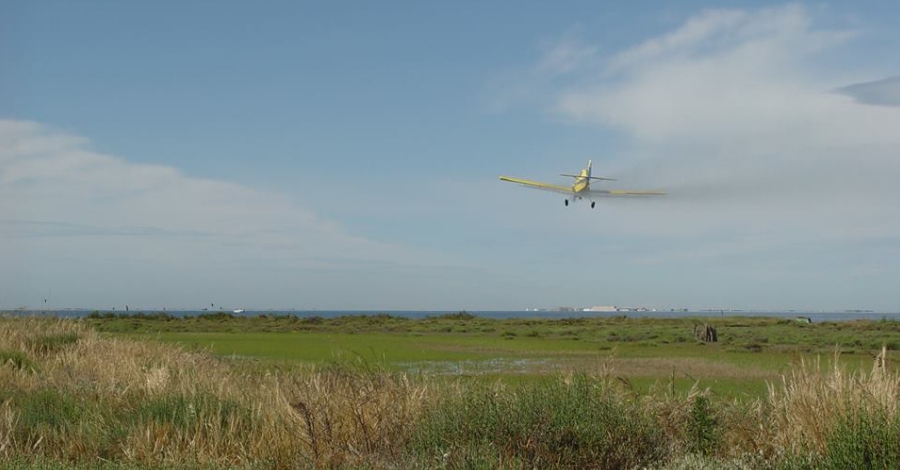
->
3 317 900 469
757 347 900 467
0 318 431 469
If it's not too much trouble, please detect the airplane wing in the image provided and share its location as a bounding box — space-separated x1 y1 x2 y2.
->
499 176 572 195
586 189 666 196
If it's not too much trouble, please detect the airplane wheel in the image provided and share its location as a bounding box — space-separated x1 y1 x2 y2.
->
564 199 569 206
591 202 596 208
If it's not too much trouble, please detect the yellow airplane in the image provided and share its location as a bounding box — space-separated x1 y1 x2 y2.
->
499 160 665 208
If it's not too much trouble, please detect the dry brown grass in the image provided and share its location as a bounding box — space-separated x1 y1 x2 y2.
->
760 347 900 455
4 317 900 469
0 317 433 468
600 346 900 466
682 346 900 464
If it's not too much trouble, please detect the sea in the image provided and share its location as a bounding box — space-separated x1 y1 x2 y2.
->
6 309 900 323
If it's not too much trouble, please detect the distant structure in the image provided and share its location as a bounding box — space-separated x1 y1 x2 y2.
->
693 324 718 342
588 306 618 312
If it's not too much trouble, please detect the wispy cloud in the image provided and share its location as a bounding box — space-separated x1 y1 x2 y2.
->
485 31 600 112
0 119 467 308
606 9 750 73
0 120 377 258
533 34 599 76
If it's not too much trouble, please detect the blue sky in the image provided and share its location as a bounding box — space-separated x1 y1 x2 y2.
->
2 1 900 311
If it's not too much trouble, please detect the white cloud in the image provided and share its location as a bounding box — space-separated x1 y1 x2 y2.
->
491 4 900 309
0 119 466 309
534 5 900 241
1 120 360 255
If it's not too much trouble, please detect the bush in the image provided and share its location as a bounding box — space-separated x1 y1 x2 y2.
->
411 373 667 469
434 311 477 320
817 409 900 469
687 395 718 456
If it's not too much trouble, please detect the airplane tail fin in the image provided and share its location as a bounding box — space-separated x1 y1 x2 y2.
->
560 160 617 182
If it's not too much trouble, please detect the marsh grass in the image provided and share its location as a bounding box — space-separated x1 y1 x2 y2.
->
26 332 79 355
85 313 900 365
412 372 668 469
751 347 900 468
0 318 432 469
0 350 33 371
4 317 900 469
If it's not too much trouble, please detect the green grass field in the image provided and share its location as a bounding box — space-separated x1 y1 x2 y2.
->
92 312 898 398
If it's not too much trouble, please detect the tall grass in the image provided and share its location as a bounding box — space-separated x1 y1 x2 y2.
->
756 348 900 468
3 317 900 469
0 318 431 469
412 372 668 469
278 360 430 467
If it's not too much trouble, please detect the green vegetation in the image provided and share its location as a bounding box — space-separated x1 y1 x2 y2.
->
2 315 900 469
26 332 79 355
83 311 900 355
412 373 666 468
0 350 33 371
85 312 899 398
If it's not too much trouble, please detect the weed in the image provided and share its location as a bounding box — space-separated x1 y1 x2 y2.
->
687 395 718 456
27 333 79 355
412 373 667 469
818 409 900 469
5 389 84 431
0 350 34 370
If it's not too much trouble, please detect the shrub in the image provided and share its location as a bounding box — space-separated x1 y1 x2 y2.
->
687 395 718 456
412 373 667 469
817 409 900 469
430 311 478 320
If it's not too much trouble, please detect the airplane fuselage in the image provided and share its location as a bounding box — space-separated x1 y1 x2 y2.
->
572 169 591 194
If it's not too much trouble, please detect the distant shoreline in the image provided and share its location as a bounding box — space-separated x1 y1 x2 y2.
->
2 309 896 323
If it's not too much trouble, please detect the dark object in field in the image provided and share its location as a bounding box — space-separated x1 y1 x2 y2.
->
694 324 718 342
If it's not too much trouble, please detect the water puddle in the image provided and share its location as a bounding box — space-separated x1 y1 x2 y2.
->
396 358 556 375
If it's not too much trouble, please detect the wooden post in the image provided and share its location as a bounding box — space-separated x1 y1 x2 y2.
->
694 324 718 342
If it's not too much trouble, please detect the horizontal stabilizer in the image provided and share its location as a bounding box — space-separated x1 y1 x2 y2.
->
559 173 617 181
